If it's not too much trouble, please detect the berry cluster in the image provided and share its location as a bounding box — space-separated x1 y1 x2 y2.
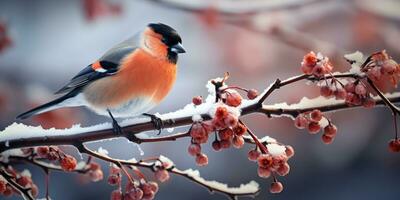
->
0 167 38 198
362 50 400 87
248 143 294 193
294 109 337 144
108 164 161 200
189 81 258 166
301 51 333 77
343 81 375 108
36 146 77 171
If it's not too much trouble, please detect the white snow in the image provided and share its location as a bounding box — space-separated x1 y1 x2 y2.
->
97 147 109 156
0 148 25 162
344 51 364 74
182 168 259 195
20 169 32 178
266 143 286 156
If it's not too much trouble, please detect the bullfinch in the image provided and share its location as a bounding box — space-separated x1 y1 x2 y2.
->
17 23 185 134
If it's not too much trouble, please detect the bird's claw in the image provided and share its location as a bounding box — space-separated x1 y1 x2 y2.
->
144 113 164 135
112 120 123 135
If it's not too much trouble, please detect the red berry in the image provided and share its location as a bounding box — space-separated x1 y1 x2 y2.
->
233 123 247 136
232 136 244 149
129 188 144 200
334 88 347 100
47 151 59 161
226 91 242 107
363 97 375 108
247 89 258 100
60 155 77 171
308 122 321 134
355 83 367 96
212 140 222 151
257 167 271 178
285 145 295 158
382 59 397 74
36 146 49 158
388 139 400 152
322 134 334 144
324 124 337 137
195 153 209 166
17 176 31 187
277 163 290 176
220 139 231 149
258 154 273 168
312 64 325 77
344 82 355 93
301 64 313 75
192 96 203 105
367 67 382 81
218 128 233 140
248 149 261 161
111 190 122 200
188 143 201 156
215 106 229 119
270 181 284 193
190 123 208 138
3 185 13 197
310 109 323 122
155 169 170 182
148 181 159 193
109 165 121 174
320 86 333 97
107 174 121 185
224 114 238 127
294 115 308 129
30 184 39 197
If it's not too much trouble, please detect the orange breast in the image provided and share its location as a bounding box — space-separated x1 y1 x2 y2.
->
83 49 177 108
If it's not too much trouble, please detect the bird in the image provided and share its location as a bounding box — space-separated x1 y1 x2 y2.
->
16 23 186 135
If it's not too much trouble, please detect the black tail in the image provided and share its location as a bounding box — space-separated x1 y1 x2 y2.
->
16 91 78 120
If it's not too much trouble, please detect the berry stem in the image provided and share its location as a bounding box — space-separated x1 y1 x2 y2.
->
239 120 268 154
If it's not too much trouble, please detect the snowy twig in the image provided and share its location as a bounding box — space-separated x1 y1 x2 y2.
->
74 143 259 199
0 72 398 151
0 168 34 200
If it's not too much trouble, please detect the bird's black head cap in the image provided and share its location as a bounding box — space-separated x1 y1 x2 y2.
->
148 23 185 63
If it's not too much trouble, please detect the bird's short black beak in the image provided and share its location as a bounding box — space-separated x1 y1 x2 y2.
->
170 43 186 54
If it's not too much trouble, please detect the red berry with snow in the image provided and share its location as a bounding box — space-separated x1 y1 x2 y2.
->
355 83 367 96
258 154 273 168
215 106 229 119
36 146 49 158
148 181 159 193
218 128 233 140
89 169 104 182
344 82 355 93
277 163 290 176
334 88 347 100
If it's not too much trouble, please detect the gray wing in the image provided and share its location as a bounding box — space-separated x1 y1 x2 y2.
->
54 34 141 95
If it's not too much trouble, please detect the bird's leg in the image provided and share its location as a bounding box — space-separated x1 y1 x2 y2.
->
107 109 140 143
143 113 164 135
107 109 123 135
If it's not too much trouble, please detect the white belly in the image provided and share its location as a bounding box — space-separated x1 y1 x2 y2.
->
86 97 157 118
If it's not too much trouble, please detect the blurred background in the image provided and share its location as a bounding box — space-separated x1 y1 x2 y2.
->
0 0 400 199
